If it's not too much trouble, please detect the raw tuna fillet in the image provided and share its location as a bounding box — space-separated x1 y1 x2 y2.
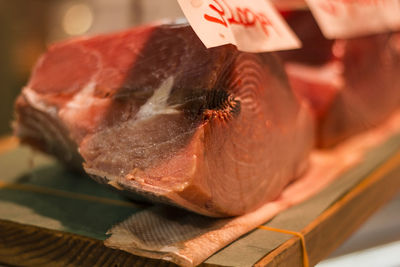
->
14 24 314 217
279 10 400 147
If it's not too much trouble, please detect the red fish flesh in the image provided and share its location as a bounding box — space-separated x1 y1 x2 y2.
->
14 24 314 217
279 10 400 147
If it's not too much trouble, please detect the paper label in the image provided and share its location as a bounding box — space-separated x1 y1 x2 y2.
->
176 0 301 53
305 0 400 39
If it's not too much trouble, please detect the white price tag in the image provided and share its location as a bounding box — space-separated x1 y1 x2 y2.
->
176 0 301 53
305 0 400 39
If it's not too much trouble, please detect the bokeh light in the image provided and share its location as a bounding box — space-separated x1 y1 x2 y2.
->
62 3 93 35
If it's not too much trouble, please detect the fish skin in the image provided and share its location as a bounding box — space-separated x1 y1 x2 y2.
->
14 23 314 217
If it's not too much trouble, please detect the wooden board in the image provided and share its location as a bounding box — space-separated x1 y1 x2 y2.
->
0 136 399 267
255 149 400 267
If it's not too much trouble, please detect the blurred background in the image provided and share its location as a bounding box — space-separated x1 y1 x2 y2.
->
0 0 184 136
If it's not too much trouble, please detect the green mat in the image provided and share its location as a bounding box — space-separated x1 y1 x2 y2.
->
0 147 146 240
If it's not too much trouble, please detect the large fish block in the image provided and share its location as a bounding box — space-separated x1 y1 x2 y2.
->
14 24 314 217
279 11 400 147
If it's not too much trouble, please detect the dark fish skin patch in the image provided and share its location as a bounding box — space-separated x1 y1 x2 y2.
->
202 89 241 122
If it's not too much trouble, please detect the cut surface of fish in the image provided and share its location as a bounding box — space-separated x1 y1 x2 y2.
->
14 23 314 217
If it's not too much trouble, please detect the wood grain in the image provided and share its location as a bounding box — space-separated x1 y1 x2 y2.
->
0 138 177 266
255 152 400 267
0 219 178 267
1 136 399 267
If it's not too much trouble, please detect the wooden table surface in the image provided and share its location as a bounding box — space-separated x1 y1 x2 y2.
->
255 147 400 267
0 136 399 267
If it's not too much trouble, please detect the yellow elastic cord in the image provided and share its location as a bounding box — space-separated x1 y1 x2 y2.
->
256 150 400 267
258 225 309 267
0 180 142 209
